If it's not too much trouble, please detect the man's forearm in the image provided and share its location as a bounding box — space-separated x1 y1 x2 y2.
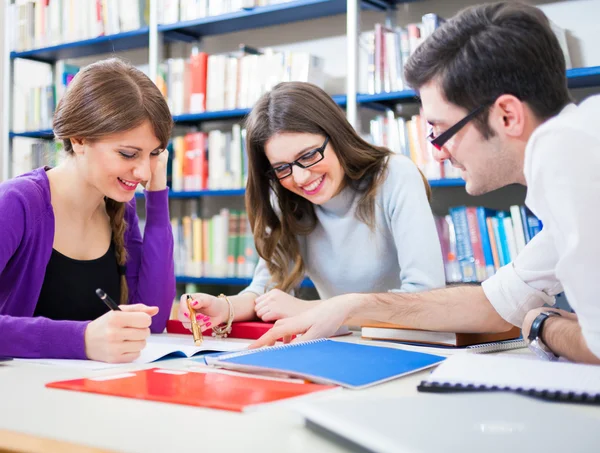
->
345 286 513 333
543 317 600 364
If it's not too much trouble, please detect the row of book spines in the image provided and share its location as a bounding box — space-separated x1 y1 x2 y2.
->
370 110 461 180
14 64 79 132
10 0 147 52
447 206 541 283
158 0 291 25
22 85 56 131
362 14 444 95
11 140 63 178
169 126 248 192
171 209 258 279
159 49 325 115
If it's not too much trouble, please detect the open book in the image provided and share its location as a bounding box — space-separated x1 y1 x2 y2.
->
16 334 252 370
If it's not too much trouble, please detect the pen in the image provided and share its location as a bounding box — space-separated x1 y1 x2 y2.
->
187 294 203 346
95 288 121 311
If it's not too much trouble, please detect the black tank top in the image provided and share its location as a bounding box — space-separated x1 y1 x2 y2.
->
34 243 122 321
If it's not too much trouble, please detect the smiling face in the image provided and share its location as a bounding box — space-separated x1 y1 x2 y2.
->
419 81 521 196
72 120 164 202
265 132 345 205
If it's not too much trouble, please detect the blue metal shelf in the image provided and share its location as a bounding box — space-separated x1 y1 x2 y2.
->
567 66 600 89
10 28 150 63
176 275 315 288
9 129 54 139
171 189 246 198
173 109 251 123
429 178 465 187
159 0 393 40
135 180 465 199
357 89 418 105
135 189 245 199
173 94 346 123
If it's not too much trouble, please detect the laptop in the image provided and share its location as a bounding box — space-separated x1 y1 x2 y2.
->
295 393 599 453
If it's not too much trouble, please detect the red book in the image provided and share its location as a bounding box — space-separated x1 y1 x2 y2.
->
167 320 281 340
188 52 209 113
47 368 336 412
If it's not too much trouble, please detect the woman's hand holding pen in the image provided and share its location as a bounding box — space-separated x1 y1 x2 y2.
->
84 304 159 363
144 150 169 192
177 293 227 332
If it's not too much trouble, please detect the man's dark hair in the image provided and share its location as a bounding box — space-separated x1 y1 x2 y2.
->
404 2 572 138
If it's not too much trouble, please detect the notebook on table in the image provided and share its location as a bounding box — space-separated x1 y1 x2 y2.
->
46 367 337 412
418 354 600 405
361 322 521 347
206 339 446 389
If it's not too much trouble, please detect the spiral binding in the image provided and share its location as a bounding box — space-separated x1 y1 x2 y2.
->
214 338 328 362
417 380 600 404
466 338 527 353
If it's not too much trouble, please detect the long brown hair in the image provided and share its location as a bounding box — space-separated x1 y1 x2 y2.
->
245 81 430 292
53 58 173 304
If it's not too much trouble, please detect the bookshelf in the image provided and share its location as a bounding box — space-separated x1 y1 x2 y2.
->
4 0 600 290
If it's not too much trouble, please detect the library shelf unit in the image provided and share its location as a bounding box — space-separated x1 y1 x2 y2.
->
6 1 600 289
176 276 315 288
4 0 416 181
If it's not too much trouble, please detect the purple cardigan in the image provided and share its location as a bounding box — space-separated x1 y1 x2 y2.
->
0 168 175 359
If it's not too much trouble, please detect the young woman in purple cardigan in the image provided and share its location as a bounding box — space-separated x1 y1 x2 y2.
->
0 58 176 363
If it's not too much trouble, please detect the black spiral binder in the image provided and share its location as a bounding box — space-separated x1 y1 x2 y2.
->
417 380 600 405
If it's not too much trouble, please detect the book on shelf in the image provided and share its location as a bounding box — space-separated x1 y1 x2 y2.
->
10 0 148 52
11 139 63 178
142 125 248 193
370 109 461 180
359 14 446 96
172 208 258 279
361 322 521 347
359 14 571 97
160 45 325 116
158 0 296 25
438 206 542 284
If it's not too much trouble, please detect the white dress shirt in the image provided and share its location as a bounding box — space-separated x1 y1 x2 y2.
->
482 95 600 358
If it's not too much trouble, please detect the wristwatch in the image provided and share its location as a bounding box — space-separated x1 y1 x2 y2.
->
527 311 562 361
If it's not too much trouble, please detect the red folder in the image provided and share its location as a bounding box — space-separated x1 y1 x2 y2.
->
167 320 284 340
47 368 336 412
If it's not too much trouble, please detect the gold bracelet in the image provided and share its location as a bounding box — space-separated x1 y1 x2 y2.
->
212 294 234 338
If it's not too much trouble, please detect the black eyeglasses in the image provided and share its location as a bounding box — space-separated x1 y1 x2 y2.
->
428 104 489 150
266 136 329 180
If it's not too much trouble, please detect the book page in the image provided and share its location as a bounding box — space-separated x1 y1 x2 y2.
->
15 335 251 370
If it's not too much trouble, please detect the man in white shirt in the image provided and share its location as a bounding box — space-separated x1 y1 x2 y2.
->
252 2 600 364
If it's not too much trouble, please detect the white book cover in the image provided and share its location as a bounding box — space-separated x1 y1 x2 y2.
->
509 205 527 253
502 216 518 263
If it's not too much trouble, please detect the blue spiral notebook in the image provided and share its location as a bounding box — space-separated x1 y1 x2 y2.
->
205 339 446 389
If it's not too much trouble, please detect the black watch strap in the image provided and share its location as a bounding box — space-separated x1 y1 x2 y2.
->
528 311 562 342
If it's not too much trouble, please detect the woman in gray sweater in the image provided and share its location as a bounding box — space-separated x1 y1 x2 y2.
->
179 82 445 334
